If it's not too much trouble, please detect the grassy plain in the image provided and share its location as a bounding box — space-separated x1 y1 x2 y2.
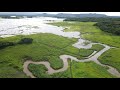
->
28 61 115 78
50 21 120 75
0 21 120 78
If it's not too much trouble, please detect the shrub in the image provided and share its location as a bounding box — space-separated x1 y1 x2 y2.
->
23 55 33 61
18 38 33 44
0 42 15 49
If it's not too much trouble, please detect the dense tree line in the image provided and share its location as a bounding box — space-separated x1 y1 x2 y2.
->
94 21 120 35
64 17 120 22
65 17 120 35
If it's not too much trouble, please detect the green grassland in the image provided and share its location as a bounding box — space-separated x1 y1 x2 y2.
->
28 60 71 78
0 32 111 78
28 61 115 78
50 21 120 48
0 63 27 78
0 33 105 78
99 48 120 72
50 21 120 76
0 21 120 78
0 33 77 76
71 61 115 78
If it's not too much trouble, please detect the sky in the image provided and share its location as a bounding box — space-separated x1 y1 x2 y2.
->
0 12 120 16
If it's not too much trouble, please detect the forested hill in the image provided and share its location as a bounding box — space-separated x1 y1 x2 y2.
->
0 13 120 18
55 13 107 18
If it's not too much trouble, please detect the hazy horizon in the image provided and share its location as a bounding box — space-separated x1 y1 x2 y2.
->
0 12 120 16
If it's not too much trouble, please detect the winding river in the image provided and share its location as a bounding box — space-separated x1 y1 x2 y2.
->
22 18 120 78
23 41 120 78
0 17 119 78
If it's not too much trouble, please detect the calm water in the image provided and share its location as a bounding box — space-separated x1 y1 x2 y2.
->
0 17 80 38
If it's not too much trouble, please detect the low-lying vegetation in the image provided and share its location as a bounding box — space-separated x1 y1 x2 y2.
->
99 48 120 72
0 32 107 78
0 42 15 49
0 38 33 49
71 61 115 78
1 20 120 78
28 61 71 78
50 21 120 76
28 61 115 78
18 38 33 44
50 21 120 48
0 33 76 77
28 64 50 78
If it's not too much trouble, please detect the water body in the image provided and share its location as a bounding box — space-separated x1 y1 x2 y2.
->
0 17 120 77
0 17 79 38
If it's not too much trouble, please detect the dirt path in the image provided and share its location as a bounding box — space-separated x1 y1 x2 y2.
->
23 42 120 78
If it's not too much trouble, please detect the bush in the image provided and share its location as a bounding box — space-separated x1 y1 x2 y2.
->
0 42 15 49
18 38 33 44
23 55 33 61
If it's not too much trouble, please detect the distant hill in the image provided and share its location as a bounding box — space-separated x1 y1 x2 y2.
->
76 13 107 18
54 13 108 18
41 13 120 18
0 13 120 18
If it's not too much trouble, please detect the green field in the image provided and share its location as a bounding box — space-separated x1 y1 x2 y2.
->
99 48 120 72
0 33 76 77
50 21 120 48
71 61 115 78
0 33 105 78
0 21 120 78
28 61 115 78
50 21 120 77
28 60 72 78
